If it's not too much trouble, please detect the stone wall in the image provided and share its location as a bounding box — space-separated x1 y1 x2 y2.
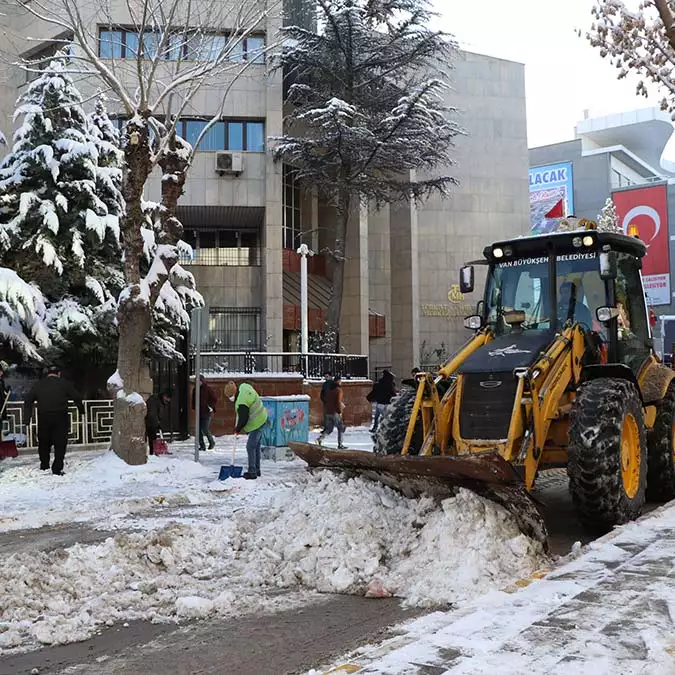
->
189 376 373 435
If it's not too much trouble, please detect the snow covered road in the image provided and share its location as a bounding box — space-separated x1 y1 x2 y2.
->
314 502 675 674
0 429 546 655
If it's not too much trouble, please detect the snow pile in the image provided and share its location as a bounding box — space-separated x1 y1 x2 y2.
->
0 473 546 651
251 474 545 606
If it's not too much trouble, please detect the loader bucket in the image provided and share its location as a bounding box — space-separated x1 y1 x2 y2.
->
288 443 548 551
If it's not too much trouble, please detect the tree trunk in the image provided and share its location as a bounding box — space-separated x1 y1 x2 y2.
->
109 117 154 465
157 130 188 246
325 189 350 353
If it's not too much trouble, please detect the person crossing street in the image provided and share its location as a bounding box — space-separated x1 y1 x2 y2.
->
317 374 346 449
23 366 84 475
224 380 267 480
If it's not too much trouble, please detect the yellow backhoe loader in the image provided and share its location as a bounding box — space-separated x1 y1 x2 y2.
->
291 223 675 548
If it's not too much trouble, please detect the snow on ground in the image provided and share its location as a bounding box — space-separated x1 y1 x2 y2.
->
311 504 675 675
0 426 546 653
0 426 371 533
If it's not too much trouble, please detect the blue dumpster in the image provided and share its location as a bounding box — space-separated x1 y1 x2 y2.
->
261 395 310 447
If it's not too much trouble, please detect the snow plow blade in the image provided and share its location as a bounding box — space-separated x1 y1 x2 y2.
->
288 443 548 550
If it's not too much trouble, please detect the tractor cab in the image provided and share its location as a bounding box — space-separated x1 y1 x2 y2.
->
460 227 651 376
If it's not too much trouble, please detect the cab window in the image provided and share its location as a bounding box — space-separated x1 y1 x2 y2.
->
615 252 650 372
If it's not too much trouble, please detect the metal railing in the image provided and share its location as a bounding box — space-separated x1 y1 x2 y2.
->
3 399 114 449
179 247 262 266
190 352 369 379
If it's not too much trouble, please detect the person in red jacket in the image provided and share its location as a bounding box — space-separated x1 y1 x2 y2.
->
191 375 218 451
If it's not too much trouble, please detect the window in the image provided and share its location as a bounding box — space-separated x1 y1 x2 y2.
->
109 118 264 152
99 31 122 59
486 252 603 334
180 229 262 266
23 41 74 84
283 164 302 250
178 119 264 152
615 252 651 372
98 28 265 62
207 308 261 350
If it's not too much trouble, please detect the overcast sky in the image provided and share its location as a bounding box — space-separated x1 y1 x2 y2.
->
435 0 669 151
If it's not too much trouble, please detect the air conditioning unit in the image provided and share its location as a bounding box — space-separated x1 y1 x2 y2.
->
215 151 244 175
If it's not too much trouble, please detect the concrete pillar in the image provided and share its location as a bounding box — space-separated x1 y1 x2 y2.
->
368 204 392 374
263 61 284 352
389 200 420 377
339 202 369 355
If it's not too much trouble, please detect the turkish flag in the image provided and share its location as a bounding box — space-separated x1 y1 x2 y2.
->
544 199 564 219
613 185 670 306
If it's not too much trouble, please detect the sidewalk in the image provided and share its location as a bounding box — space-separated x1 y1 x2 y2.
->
321 503 675 675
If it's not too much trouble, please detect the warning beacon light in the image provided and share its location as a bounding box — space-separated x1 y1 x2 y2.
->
627 223 640 239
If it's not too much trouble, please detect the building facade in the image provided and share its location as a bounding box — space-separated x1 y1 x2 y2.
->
0 1 531 380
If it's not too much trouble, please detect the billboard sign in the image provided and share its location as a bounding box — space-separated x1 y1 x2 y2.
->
529 162 575 235
612 184 670 306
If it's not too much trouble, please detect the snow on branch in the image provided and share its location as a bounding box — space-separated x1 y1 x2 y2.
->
589 0 675 113
0 268 50 359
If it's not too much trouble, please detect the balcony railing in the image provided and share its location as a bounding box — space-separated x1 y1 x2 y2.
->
190 351 370 380
3 400 114 449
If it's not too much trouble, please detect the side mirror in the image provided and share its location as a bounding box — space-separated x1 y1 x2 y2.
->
460 265 474 294
596 306 620 322
463 315 483 330
599 249 617 280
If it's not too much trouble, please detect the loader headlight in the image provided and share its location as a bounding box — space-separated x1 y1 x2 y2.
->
492 247 504 259
583 235 594 247
572 237 582 248
504 246 513 257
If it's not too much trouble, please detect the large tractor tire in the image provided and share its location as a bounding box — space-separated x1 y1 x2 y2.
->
646 380 675 501
374 388 423 456
568 378 647 533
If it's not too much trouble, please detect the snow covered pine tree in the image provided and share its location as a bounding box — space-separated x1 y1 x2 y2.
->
7 0 275 464
0 56 123 365
0 129 50 358
274 0 461 350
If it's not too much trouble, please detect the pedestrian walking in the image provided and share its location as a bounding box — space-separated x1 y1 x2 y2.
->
192 375 217 451
317 374 346 449
146 390 172 455
368 370 397 433
320 370 333 403
23 366 83 475
224 380 267 480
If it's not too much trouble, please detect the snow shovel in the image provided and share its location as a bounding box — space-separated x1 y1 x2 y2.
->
0 391 18 459
219 435 243 479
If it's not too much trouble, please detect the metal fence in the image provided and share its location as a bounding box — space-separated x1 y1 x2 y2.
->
190 352 369 379
179 246 262 267
3 399 114 449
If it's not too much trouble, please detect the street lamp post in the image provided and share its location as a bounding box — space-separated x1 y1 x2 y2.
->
297 243 314 375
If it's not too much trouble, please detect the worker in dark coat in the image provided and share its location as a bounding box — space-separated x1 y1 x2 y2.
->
191 376 218 451
23 366 84 475
146 390 172 455
368 370 397 433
